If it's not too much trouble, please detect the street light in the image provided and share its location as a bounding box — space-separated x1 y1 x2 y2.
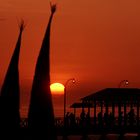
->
118 80 129 88
63 78 75 127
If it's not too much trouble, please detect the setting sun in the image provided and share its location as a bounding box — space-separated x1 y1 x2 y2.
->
50 83 64 95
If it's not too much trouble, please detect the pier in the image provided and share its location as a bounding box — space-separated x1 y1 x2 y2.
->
20 88 140 138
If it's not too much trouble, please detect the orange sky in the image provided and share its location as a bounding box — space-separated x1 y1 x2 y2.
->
1 0 140 117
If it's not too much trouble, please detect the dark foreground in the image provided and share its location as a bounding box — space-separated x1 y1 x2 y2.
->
19 117 140 140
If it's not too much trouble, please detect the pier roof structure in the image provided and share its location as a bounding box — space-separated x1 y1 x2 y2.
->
81 88 140 106
70 102 93 108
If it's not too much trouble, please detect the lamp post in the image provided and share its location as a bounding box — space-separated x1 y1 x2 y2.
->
63 78 75 139
64 78 75 123
118 80 129 88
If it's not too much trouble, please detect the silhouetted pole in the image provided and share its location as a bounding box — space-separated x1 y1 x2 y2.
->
124 100 127 126
105 101 109 115
112 100 115 127
0 20 25 138
105 100 109 127
137 99 139 127
74 108 76 116
94 99 97 126
88 107 90 115
100 100 103 117
118 100 122 126
130 99 133 109
63 78 75 139
64 78 75 121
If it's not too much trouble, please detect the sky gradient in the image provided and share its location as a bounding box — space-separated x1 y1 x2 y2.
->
0 0 140 117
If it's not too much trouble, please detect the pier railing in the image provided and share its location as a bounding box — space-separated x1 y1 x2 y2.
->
20 116 140 134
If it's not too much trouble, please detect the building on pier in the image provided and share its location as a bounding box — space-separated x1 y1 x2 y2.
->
70 88 140 127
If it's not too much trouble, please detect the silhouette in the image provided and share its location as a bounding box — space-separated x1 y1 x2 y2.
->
69 112 76 128
118 111 123 127
68 88 140 137
108 112 115 127
85 111 90 127
65 112 70 128
80 109 86 127
0 20 25 139
28 3 57 140
98 112 103 127
128 108 135 126
103 112 109 126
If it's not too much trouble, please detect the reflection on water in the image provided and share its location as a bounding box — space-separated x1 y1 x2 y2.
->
57 134 138 140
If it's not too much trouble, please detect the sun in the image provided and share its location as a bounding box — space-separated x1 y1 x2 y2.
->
50 83 64 95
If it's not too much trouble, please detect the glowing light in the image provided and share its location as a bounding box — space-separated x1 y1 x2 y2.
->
50 83 64 95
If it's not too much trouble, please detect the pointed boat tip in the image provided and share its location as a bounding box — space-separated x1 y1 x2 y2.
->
17 19 26 32
50 1 57 14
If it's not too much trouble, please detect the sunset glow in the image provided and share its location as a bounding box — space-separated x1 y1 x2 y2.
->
50 83 64 95
1 0 140 118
